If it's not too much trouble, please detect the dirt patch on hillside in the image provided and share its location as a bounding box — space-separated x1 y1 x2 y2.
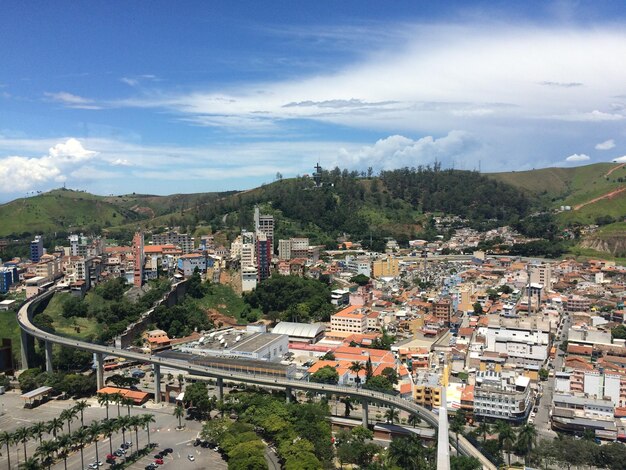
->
206 309 239 327
574 187 626 210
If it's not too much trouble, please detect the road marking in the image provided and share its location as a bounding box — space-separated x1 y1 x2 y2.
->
175 439 192 445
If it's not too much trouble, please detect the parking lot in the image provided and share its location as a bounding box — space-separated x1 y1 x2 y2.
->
0 390 226 470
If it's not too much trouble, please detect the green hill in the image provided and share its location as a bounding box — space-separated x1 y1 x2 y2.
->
488 163 626 225
0 189 143 237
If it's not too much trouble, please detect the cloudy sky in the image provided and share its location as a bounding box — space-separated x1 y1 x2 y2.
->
1 1 626 201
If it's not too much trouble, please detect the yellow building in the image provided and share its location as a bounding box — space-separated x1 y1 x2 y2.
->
414 385 442 408
372 257 399 278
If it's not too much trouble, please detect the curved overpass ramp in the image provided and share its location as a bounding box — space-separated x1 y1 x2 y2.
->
18 290 495 470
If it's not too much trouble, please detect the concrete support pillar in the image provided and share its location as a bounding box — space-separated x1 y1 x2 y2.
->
20 329 33 370
216 377 223 401
361 399 369 427
44 341 53 373
154 364 161 404
285 386 292 403
95 353 104 390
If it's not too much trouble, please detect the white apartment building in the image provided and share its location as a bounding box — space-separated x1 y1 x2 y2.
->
529 262 553 290
478 324 550 365
241 243 255 269
345 255 372 277
241 266 258 292
152 231 194 254
473 371 532 422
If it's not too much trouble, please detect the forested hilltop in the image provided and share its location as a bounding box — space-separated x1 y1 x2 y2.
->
193 165 532 251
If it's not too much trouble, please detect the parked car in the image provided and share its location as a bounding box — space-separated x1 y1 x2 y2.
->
188 454 195 462
163 448 173 454
154 458 164 465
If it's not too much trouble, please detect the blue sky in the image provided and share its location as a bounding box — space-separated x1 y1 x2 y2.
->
1 1 626 201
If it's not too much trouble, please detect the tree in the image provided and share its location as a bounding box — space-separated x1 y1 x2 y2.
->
14 427 31 461
310 365 339 384
46 418 64 441
388 434 428 469
97 393 111 420
121 397 134 417
174 404 185 429
141 414 156 447
349 274 370 286
339 396 354 417
177 374 184 388
365 357 374 381
476 420 490 444
450 455 481 470
72 427 89 470
0 431 13 470
496 421 516 467
516 423 538 465
384 408 399 424
100 419 117 457
538 368 549 381
450 410 466 455
184 382 211 417
380 366 399 385
73 400 90 427
60 408 78 435
611 324 626 340
349 361 364 387
473 302 484 315
129 415 141 454
17 457 40 470
88 421 102 466
29 422 47 446
35 439 57 470
363 375 393 392
408 414 421 428
56 434 72 470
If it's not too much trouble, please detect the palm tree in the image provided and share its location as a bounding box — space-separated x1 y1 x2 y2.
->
101 419 117 457
60 408 78 435
112 393 123 417
72 427 89 470
0 431 14 470
177 374 184 388
117 416 131 451
408 414 421 428
17 457 40 470
173 404 185 429
129 416 141 453
35 439 57 470
88 421 102 465
496 421 517 467
97 393 111 420
340 397 354 417
46 418 64 441
384 408 399 424
73 400 91 427
141 414 156 448
121 397 134 417
517 423 538 465
450 410 466 455
476 420 490 444
388 434 424 469
13 427 31 461
29 422 47 446
56 434 72 470
349 361 365 388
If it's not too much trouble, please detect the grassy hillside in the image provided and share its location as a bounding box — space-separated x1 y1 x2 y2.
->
0 189 141 237
488 163 626 225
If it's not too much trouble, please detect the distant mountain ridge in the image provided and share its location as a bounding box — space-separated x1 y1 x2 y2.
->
1 162 624 241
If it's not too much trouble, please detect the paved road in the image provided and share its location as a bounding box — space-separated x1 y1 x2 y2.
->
19 290 496 470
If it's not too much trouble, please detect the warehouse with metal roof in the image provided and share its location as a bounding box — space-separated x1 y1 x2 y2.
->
272 322 326 344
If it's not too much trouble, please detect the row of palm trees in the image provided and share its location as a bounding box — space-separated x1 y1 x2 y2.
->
0 402 155 470
475 419 538 466
97 392 136 420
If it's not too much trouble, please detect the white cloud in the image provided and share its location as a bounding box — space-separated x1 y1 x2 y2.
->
110 158 132 166
120 77 138 86
336 131 480 170
111 25 626 137
612 156 626 163
553 110 624 122
44 91 101 109
565 153 590 162
596 139 615 150
0 138 97 192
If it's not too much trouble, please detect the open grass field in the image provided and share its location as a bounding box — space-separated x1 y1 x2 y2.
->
40 292 101 340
